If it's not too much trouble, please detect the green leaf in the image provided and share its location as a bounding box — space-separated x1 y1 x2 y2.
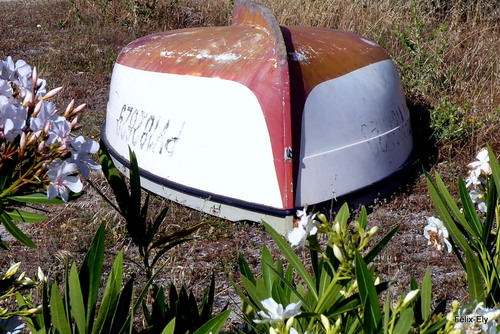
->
238 253 256 284
151 222 204 249
458 177 482 239
80 222 105 329
355 252 381 334
383 288 391 333
111 276 135 334
50 284 72 334
191 309 230 334
426 174 473 257
335 203 350 227
99 140 130 215
9 193 64 204
488 145 500 193
160 318 176 334
6 208 47 222
421 267 432 322
465 247 485 304
0 211 36 248
364 225 399 264
262 245 275 294
92 251 123 334
394 307 414 334
69 263 87 334
263 221 318 301
359 206 368 229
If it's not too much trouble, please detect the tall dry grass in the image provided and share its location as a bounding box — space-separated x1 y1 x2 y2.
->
72 0 498 154
262 0 499 151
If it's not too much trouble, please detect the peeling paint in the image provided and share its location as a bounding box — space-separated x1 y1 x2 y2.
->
360 37 379 47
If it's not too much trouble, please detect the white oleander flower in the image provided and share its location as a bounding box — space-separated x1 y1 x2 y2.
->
287 207 318 247
254 297 302 324
454 302 500 334
466 148 491 188
68 135 101 179
424 216 452 253
46 160 83 201
469 188 488 213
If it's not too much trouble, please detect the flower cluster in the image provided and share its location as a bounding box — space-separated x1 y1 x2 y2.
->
0 56 100 201
466 148 492 213
1 262 43 320
454 302 500 334
424 216 452 253
287 207 319 247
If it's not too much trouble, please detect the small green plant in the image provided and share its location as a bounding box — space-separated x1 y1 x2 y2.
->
139 274 228 334
95 142 204 280
232 205 452 333
24 222 159 334
430 96 474 144
426 145 500 307
394 1 452 96
94 143 230 333
0 262 41 327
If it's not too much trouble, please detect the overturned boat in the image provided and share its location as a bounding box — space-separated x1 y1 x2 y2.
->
102 0 414 233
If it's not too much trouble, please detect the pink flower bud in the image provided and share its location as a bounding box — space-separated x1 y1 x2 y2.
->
37 140 46 152
27 130 42 146
43 120 51 134
33 100 43 117
73 103 86 114
32 67 38 87
64 99 75 117
70 114 82 129
42 86 63 100
23 91 33 106
18 132 27 159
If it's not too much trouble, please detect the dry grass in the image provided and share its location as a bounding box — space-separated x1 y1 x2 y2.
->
0 0 499 331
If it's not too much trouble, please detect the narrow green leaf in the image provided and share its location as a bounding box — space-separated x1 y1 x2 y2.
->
9 193 64 204
359 206 368 229
80 222 105 330
128 148 142 220
458 177 482 239
465 247 485 304
191 309 231 334
238 253 256 284
266 264 308 308
6 209 47 222
199 274 216 322
98 140 130 214
50 284 72 334
0 211 36 248
394 307 414 334
147 206 169 245
92 252 123 334
151 222 204 248
364 225 399 264
160 318 176 334
421 267 432 322
69 263 87 334
262 245 275 294
355 252 381 333
263 221 318 301
111 276 135 334
426 175 472 256
488 145 500 193
240 275 269 306
433 173 471 233
383 288 391 333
